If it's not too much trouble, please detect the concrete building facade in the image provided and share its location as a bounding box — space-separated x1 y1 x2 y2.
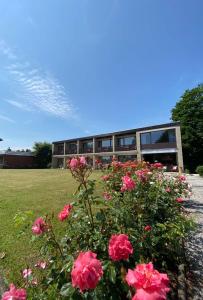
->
52 122 184 172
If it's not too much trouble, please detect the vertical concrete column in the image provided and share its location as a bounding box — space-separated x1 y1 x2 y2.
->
175 126 184 173
51 144 55 168
92 138 96 169
112 135 115 153
136 132 141 161
77 140 80 155
63 142 66 168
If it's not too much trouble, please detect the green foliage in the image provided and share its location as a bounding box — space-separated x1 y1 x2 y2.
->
33 142 52 168
171 84 203 172
196 165 203 176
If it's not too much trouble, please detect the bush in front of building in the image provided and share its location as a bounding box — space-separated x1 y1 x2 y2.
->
196 165 203 177
4 159 194 299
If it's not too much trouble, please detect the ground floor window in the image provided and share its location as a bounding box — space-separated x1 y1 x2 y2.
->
56 158 64 168
117 155 137 162
99 156 113 164
142 153 177 171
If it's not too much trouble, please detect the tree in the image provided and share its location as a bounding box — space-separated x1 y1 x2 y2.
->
33 142 52 168
171 84 203 172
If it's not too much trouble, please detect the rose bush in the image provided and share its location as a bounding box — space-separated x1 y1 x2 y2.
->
4 157 194 299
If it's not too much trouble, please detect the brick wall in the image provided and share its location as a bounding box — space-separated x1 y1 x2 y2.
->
3 155 35 168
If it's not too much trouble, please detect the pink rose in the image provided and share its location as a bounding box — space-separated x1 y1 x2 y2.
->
103 192 112 201
176 197 184 203
126 262 170 300
35 261 47 269
58 204 73 221
165 187 171 193
22 268 32 279
121 175 136 192
152 162 163 169
69 158 79 169
32 217 46 235
108 234 133 261
71 251 103 292
2 284 26 300
179 175 186 181
144 225 152 232
79 156 87 165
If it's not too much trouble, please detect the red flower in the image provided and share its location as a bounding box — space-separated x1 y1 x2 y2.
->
58 204 73 221
144 225 152 232
176 197 184 203
108 234 133 261
126 262 170 300
71 251 103 292
32 217 46 235
2 284 26 300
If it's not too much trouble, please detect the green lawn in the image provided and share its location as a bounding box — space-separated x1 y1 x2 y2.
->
0 169 102 283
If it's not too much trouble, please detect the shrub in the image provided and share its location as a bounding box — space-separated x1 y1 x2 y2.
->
196 165 203 176
6 158 194 299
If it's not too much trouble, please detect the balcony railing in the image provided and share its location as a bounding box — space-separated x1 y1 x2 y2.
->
53 149 64 155
65 149 77 154
96 147 113 153
80 148 93 154
115 144 136 151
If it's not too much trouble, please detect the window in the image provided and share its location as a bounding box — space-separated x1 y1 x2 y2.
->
141 132 151 145
98 139 112 148
141 129 176 145
117 136 135 146
83 141 93 152
100 156 112 163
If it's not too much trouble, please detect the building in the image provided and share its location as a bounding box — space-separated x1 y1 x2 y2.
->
0 151 35 169
52 122 183 171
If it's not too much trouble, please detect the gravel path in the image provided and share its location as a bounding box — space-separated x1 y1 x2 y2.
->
184 175 203 300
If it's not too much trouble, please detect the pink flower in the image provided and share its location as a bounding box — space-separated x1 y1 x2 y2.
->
2 284 26 300
22 268 32 279
152 162 163 169
126 262 170 300
31 279 38 286
69 158 79 169
179 175 186 181
144 225 152 232
108 234 133 261
58 204 73 221
121 175 136 192
71 251 103 292
103 192 112 201
35 261 47 269
176 197 184 203
32 217 46 235
79 156 87 165
165 187 171 193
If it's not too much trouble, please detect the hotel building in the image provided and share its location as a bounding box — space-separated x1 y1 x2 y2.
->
52 122 183 171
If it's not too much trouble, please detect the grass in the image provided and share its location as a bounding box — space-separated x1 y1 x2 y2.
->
0 169 102 284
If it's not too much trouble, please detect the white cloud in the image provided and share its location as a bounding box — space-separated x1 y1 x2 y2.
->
0 40 16 60
7 64 76 118
0 114 15 123
0 40 77 120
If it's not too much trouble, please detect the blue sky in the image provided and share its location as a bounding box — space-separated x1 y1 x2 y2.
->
0 0 202 149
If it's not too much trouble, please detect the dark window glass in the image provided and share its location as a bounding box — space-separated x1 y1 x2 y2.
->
141 133 151 144
141 129 176 145
168 129 176 142
100 156 112 163
101 139 112 147
117 136 135 146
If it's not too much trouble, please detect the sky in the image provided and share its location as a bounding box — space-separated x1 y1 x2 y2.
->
0 0 202 150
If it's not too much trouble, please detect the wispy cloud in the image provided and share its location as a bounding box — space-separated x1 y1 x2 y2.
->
0 114 15 123
0 40 77 119
0 40 16 60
